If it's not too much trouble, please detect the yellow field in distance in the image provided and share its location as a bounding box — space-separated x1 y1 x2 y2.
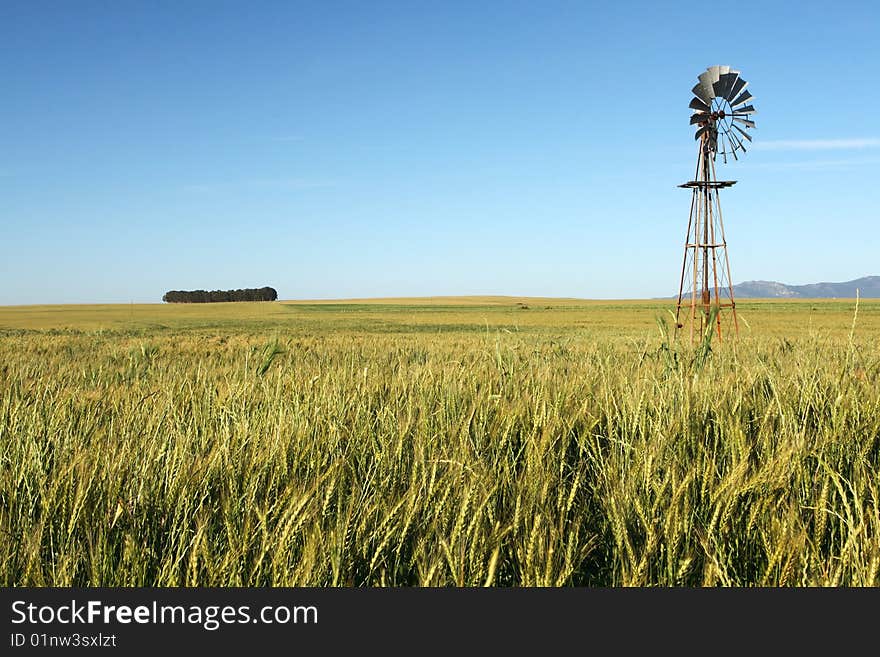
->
0 296 875 340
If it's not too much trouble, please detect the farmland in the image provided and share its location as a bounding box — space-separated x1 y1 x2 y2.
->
1 297 879 585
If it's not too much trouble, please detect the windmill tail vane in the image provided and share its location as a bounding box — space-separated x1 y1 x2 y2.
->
675 65 756 343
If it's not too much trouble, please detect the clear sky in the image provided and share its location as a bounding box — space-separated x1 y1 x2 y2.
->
2 1 878 304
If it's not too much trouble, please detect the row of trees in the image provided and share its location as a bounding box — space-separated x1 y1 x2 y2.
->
162 287 278 303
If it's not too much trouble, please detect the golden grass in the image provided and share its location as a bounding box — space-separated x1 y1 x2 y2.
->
1 296 876 337
1 298 878 585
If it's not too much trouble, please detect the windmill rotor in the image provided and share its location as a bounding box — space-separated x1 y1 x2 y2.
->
690 66 756 164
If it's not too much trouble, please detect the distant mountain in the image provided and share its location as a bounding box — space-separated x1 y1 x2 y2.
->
733 276 880 298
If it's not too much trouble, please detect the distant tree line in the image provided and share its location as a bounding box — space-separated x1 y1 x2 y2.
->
162 287 278 303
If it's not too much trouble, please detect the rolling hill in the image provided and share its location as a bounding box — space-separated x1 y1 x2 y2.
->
732 276 880 298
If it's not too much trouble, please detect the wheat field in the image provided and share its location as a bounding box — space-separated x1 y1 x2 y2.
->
1 298 878 585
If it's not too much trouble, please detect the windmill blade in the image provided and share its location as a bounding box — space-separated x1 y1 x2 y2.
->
706 66 723 84
692 82 713 104
699 69 720 87
714 72 739 100
696 70 719 103
728 132 739 157
695 125 712 140
720 126 733 150
718 65 731 77
732 104 756 114
689 97 710 112
726 76 748 101
731 90 753 107
690 112 711 125
732 123 753 142
728 130 746 154
732 117 756 129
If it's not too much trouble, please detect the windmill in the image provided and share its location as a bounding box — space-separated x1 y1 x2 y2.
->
675 65 756 343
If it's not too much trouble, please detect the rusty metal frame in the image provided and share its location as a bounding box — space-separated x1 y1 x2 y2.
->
674 135 739 343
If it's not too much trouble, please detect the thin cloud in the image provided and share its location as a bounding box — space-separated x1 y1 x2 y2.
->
751 157 880 171
754 138 880 151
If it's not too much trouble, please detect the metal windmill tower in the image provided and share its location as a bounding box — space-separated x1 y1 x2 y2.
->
675 65 756 343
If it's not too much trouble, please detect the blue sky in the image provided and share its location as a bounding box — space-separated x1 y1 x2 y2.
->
1 1 878 304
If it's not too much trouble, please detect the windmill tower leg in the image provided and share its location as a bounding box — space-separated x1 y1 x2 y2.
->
675 144 702 342
674 188 697 342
